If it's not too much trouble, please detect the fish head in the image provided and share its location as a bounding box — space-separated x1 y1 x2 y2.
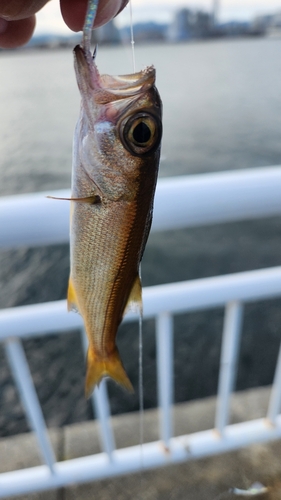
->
73 45 162 199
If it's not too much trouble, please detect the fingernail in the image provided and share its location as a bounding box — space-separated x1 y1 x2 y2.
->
0 18 8 34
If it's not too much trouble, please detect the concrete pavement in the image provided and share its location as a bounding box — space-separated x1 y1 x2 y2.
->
1 386 281 499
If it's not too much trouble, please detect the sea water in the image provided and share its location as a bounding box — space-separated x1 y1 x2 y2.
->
1 38 281 197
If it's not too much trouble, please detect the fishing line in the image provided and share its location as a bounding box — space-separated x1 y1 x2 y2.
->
128 0 143 483
129 0 136 73
138 264 144 484
138 311 144 451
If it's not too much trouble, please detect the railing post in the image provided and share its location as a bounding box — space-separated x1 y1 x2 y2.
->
156 311 174 449
80 328 116 459
215 301 243 434
267 340 281 424
4 338 56 472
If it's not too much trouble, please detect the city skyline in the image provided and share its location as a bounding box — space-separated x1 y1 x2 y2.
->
34 1 281 35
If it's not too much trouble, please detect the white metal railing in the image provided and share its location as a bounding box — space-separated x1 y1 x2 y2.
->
0 166 281 497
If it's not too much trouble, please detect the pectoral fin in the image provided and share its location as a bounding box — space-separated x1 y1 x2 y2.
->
123 274 143 317
67 276 80 313
47 195 101 204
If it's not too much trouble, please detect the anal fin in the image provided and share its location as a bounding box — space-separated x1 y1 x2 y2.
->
123 274 143 317
67 276 80 313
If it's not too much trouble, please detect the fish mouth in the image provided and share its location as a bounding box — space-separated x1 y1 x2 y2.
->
73 45 156 104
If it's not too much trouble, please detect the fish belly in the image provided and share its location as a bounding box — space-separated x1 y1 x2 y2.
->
69 197 144 395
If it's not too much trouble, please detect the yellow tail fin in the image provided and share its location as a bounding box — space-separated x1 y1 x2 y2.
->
85 347 133 398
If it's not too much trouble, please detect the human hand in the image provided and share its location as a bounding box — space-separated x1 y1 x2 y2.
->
0 0 129 48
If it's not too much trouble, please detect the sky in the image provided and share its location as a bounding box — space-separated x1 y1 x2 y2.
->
35 0 281 35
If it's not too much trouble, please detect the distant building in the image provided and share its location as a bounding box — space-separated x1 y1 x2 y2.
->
211 0 220 28
167 9 193 41
219 20 250 37
265 11 281 37
92 20 120 45
167 8 211 42
120 22 167 43
250 14 274 35
194 11 212 38
25 33 81 49
249 10 281 37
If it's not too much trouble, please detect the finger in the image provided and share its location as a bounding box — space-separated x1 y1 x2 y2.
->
0 16 35 48
60 0 129 32
0 0 48 20
95 0 129 28
115 0 129 18
60 0 87 32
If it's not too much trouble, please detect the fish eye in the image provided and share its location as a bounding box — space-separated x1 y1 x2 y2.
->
132 121 151 144
119 112 162 156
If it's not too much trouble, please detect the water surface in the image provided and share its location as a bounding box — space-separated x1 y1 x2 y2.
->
1 38 281 196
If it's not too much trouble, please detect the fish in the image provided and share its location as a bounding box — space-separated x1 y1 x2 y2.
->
68 44 162 398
